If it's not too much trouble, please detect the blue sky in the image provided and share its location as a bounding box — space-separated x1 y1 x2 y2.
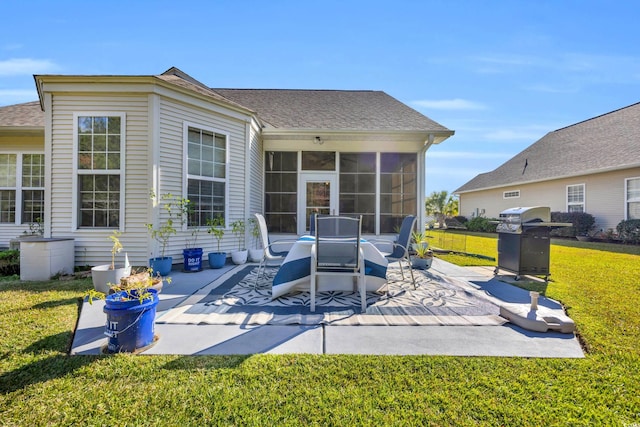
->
2 0 639 195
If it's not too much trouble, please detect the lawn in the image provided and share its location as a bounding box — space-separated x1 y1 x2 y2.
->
1 235 639 426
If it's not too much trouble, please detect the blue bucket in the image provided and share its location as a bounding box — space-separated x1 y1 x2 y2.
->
183 248 203 272
103 289 159 353
149 256 172 276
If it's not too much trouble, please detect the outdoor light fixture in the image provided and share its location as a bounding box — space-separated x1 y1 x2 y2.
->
314 136 323 145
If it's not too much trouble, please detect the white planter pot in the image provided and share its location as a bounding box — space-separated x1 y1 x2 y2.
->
91 264 132 294
248 248 264 263
231 250 248 265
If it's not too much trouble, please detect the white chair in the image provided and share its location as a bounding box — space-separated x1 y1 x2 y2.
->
310 215 366 312
253 213 297 288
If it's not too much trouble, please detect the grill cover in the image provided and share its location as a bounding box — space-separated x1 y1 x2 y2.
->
496 207 551 234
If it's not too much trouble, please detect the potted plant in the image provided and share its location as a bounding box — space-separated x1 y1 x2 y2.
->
411 243 433 270
248 217 263 262
91 230 132 294
146 191 177 276
410 230 430 252
86 271 170 353
206 216 226 268
230 218 247 265
177 197 203 272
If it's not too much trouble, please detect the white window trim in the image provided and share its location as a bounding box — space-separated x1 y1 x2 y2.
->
72 112 126 231
182 121 230 230
503 190 520 199
566 183 585 212
625 176 640 220
0 152 45 226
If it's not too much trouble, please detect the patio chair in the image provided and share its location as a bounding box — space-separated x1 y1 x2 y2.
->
253 213 297 288
309 213 316 236
372 215 417 289
310 215 366 312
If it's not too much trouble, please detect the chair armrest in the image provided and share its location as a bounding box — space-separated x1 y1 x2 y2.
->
267 239 298 251
369 239 396 254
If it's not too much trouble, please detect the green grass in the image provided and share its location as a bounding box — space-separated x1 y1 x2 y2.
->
1 236 640 426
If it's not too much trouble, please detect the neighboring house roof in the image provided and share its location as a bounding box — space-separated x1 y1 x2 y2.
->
455 101 640 193
0 101 44 128
213 88 451 132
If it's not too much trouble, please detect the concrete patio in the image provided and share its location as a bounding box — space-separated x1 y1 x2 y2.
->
70 258 584 357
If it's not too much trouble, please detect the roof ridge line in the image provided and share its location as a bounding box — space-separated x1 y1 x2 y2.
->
554 100 640 132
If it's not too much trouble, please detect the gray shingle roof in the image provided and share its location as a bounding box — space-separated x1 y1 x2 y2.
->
0 101 43 128
455 102 640 193
212 89 451 132
0 69 452 136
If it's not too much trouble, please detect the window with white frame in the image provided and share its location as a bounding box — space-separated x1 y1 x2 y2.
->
0 153 45 224
503 190 520 199
185 125 227 226
567 184 585 212
76 114 124 228
626 177 640 220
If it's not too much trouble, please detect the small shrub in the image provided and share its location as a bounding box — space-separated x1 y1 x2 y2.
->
465 216 498 233
0 249 20 276
550 211 595 237
616 219 640 244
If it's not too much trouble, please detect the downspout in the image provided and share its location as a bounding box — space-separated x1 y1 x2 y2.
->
148 94 161 260
243 119 252 249
419 133 435 231
43 91 52 238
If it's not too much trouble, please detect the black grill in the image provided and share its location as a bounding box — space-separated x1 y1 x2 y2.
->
494 207 570 281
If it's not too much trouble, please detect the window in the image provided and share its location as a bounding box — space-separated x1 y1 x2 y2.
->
0 153 45 224
340 153 376 233
302 151 335 171
76 114 124 228
503 190 520 199
265 151 297 233
21 154 45 223
626 177 640 220
380 153 417 233
567 184 585 212
185 125 227 226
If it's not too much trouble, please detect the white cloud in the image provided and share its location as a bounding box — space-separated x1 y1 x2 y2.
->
427 150 512 160
0 58 59 76
484 128 547 141
2 43 23 51
0 89 39 105
412 98 487 111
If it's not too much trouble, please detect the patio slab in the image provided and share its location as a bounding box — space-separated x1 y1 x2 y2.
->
70 259 585 357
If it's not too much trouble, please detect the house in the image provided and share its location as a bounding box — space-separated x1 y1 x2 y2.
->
0 67 453 267
455 102 640 231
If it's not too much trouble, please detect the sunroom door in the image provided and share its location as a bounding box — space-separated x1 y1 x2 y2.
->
299 173 337 235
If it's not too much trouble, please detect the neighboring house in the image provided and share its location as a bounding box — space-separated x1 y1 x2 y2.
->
455 102 640 231
0 67 453 267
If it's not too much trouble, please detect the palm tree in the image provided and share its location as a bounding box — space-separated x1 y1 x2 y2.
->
425 191 458 228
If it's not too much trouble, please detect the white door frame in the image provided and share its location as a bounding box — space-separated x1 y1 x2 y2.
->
298 172 338 235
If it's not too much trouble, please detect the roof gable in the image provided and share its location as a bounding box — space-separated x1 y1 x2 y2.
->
455 101 640 193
